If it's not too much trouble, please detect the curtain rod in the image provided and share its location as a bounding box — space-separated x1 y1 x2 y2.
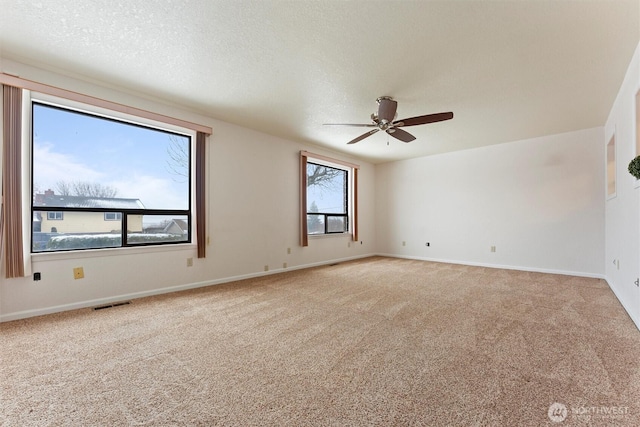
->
0 73 212 135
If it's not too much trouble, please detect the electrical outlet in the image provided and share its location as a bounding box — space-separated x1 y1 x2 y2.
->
491 246 496 253
73 267 84 279
283 262 287 269
287 247 291 254
264 265 269 272
187 258 193 267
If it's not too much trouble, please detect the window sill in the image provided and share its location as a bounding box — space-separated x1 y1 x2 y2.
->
31 243 197 262
308 233 352 239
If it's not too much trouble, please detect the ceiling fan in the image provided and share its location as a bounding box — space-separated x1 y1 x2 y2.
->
324 96 453 144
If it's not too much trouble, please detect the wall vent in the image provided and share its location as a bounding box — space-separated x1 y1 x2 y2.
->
93 301 131 311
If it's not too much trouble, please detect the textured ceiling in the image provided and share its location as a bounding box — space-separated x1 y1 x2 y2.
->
1 0 639 164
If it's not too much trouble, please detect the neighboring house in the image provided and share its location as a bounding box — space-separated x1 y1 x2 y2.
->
163 219 188 235
143 219 188 235
34 190 145 234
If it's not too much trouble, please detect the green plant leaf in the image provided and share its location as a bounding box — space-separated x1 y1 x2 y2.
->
628 155 640 180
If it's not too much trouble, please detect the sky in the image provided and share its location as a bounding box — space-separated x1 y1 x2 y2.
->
32 103 191 210
33 103 348 221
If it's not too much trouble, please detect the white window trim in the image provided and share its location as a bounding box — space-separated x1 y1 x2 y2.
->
47 212 63 220
104 212 123 221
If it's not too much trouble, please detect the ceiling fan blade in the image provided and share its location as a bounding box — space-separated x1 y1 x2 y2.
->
387 128 415 143
377 98 398 123
324 123 377 127
394 111 454 127
347 129 380 144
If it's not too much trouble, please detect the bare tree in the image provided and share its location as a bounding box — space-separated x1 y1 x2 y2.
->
166 134 189 182
307 164 342 189
54 180 73 196
55 180 118 198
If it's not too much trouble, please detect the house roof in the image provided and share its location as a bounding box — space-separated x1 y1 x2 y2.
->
165 219 188 233
1 1 638 163
35 194 145 210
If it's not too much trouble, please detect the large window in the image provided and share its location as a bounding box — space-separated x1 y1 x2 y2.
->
31 101 193 252
306 162 349 234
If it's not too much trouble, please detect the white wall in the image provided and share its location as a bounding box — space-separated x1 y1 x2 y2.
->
604 41 640 328
375 127 605 277
4 42 640 327
0 60 376 321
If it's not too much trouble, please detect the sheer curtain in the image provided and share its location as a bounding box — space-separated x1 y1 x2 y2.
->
1 84 25 278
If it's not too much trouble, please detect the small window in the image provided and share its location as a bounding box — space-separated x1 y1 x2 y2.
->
607 134 616 198
47 212 63 220
104 212 122 221
306 162 348 234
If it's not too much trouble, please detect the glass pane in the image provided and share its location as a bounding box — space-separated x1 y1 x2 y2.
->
307 214 324 235
327 216 347 233
128 215 189 244
306 163 346 214
33 211 122 252
32 103 190 210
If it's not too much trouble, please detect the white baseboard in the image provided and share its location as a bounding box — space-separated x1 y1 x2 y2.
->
376 253 606 279
0 253 376 322
1 253 613 323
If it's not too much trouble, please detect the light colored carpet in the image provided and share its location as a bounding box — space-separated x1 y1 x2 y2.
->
1 256 639 426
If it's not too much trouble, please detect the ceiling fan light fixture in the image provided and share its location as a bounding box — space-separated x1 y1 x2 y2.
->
325 96 453 145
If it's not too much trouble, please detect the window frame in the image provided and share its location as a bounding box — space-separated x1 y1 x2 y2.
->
104 212 123 221
30 96 195 253
47 211 63 220
300 151 359 246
